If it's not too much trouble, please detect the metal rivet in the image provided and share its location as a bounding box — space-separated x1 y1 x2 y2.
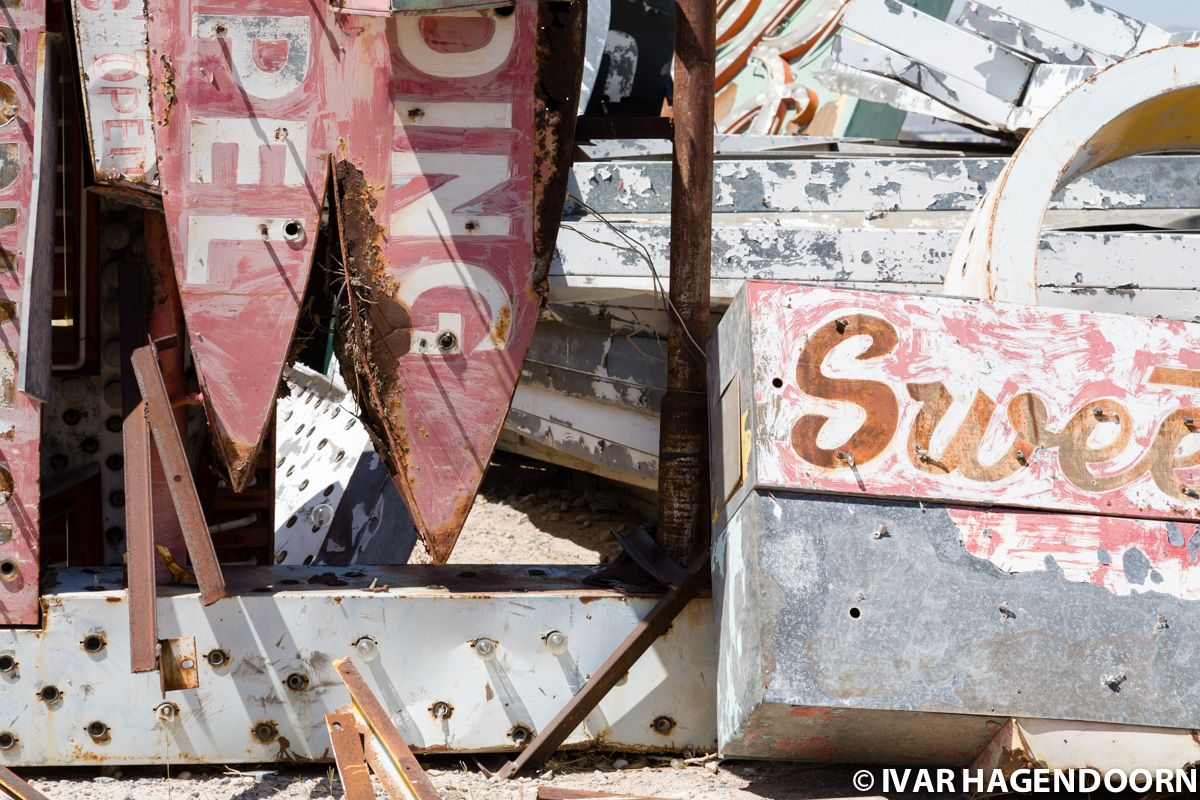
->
651 715 676 735
509 724 532 745
82 634 106 654
38 685 61 704
473 638 497 659
437 331 458 353
285 673 309 692
0 560 17 582
354 636 379 661
155 702 178 723
0 654 14 674
86 721 109 741
205 649 229 668
543 631 568 656
283 220 304 241
430 701 453 721
0 732 15 750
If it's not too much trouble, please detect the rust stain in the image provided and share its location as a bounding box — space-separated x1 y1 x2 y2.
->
155 54 175 127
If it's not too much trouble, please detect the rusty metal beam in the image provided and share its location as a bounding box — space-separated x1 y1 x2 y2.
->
124 400 156 673
326 713 376 800
0 766 48 800
130 342 226 605
538 789 670 800
656 0 716 564
334 658 441 800
496 549 711 779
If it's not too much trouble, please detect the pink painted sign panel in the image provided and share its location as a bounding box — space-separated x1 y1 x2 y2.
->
335 6 538 561
145 1 354 489
948 507 1200 601
748 281 1200 522
0 3 47 625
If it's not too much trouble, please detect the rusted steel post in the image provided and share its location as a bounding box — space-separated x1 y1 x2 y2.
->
657 0 716 564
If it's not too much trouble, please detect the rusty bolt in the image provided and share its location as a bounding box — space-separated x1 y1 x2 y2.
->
430 701 453 721
257 222 270 239
651 716 676 735
284 673 309 692
1183 486 1200 500
213 23 228 36
154 702 179 723
1093 407 1105 419
1186 417 1197 428
0 559 17 582
1103 672 1127 692
835 450 855 468
253 721 279 743
37 685 61 705
82 633 106 655
872 525 890 540
86 721 110 743
834 318 848 334
1014 450 1027 466
509 724 532 745
206 649 230 668
0 654 15 674
0 732 15 751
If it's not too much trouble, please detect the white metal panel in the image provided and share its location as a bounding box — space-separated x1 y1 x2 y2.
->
0 567 716 765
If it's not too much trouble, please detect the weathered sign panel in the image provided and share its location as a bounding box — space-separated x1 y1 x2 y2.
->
710 282 1200 762
0 5 49 626
738 282 1200 522
71 0 159 190
334 5 541 562
144 1 355 490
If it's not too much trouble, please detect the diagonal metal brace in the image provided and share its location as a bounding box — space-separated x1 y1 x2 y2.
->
130 340 226 605
497 549 711 779
0 766 49 800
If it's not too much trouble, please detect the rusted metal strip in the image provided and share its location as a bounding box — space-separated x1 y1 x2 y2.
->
0 766 48 800
124 400 157 673
327 713 376 800
334 658 441 800
496 549 712 779
656 0 716 564
538 789 670 800
130 343 226 605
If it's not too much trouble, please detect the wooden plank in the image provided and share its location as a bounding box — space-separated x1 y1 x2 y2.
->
743 281 1200 522
326 713 375 800
131 343 226 605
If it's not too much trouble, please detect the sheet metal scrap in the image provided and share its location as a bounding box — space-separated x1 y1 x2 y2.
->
0 4 50 627
142 1 365 492
821 0 1200 134
333 4 550 563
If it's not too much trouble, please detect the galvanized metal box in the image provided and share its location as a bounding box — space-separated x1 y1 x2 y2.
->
709 281 1200 763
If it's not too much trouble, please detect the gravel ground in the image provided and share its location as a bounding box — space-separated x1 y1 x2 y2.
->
17 457 951 799
21 757 966 799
